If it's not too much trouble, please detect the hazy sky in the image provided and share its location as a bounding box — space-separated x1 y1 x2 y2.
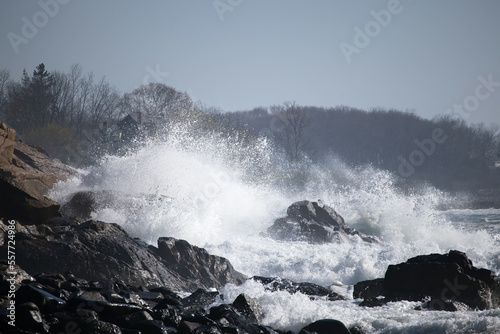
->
1 1 499 126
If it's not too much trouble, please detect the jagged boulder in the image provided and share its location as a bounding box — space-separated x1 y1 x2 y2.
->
0 122 76 225
354 250 500 311
267 200 377 244
7 218 246 292
157 237 247 290
384 250 500 310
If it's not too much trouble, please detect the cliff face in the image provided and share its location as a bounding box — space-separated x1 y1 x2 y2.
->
0 122 76 225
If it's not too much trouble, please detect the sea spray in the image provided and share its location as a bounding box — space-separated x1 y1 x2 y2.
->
50 120 500 332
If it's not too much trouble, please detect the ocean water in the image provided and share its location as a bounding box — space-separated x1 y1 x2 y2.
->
50 123 500 333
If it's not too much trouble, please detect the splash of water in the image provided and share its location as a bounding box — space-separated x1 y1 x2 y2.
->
50 121 499 287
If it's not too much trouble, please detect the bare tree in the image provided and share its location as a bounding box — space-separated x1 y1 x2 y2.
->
273 101 314 162
119 82 193 124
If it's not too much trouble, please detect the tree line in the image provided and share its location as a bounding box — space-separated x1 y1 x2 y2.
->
223 105 500 191
1 63 499 191
0 63 200 164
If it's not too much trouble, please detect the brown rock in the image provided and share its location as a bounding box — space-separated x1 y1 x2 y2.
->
0 122 16 164
0 122 76 225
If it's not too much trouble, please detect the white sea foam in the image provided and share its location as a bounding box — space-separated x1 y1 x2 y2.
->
49 121 500 332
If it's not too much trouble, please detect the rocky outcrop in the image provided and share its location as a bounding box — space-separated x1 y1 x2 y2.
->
5 218 246 292
384 250 500 310
0 122 76 225
267 200 377 244
157 237 247 290
354 250 500 311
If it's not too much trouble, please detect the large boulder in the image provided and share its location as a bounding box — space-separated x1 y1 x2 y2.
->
267 200 377 244
8 218 245 292
0 122 76 225
383 250 500 310
354 250 500 310
156 237 247 290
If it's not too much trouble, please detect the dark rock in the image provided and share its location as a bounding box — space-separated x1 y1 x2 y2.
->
193 324 224 334
157 237 247 290
181 288 219 315
181 320 204 333
348 325 367 334
232 293 264 323
9 218 247 293
267 200 377 244
359 298 386 308
16 284 66 313
136 291 164 302
66 318 123 334
152 305 182 327
251 276 345 301
16 302 50 333
130 319 170 334
0 260 34 294
150 286 183 305
111 310 154 328
0 174 61 225
60 190 117 220
353 278 385 300
35 273 66 290
13 219 188 290
384 250 500 310
426 299 471 312
298 319 350 334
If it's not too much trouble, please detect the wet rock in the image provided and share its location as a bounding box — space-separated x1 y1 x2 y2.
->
0 260 34 294
13 219 188 290
152 305 182 327
16 302 50 333
181 288 220 315
384 250 500 310
60 190 118 220
16 284 66 313
359 297 386 308
251 276 345 301
232 293 264 323
299 319 350 334
353 278 385 300
267 200 377 244
426 299 471 312
130 319 170 333
111 310 154 328
157 237 247 291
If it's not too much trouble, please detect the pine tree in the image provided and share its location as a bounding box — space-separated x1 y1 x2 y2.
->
30 63 55 127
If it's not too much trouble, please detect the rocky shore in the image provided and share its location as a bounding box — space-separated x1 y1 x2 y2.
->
1 122 500 333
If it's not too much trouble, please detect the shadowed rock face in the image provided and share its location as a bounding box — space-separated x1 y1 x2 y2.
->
384 250 500 310
157 237 247 290
354 250 500 311
267 200 378 244
0 122 76 225
6 218 246 292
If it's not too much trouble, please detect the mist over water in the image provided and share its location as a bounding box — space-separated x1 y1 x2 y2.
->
50 122 500 332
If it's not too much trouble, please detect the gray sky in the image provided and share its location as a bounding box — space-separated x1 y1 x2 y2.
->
1 0 499 126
